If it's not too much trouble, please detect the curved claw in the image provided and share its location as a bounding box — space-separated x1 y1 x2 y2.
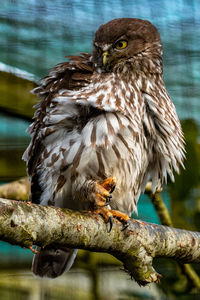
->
107 216 113 233
110 184 116 194
104 194 112 206
121 219 130 231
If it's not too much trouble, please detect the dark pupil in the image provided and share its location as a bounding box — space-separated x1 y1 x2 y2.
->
118 42 123 47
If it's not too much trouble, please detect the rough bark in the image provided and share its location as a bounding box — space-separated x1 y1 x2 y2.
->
1 198 200 285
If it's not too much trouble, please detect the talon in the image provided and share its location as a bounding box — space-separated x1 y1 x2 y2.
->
94 177 116 208
90 177 131 233
121 219 130 231
99 177 117 193
104 194 112 206
107 215 113 233
106 194 112 202
110 184 116 194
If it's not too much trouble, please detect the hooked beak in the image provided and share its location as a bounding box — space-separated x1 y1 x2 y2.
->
102 50 109 66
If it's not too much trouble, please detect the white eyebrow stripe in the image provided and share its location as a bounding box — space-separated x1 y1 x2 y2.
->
102 44 112 51
94 42 112 51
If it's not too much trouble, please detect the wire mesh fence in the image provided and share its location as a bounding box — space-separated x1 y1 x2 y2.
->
0 1 200 299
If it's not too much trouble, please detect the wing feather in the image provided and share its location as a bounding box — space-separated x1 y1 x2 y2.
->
23 53 93 203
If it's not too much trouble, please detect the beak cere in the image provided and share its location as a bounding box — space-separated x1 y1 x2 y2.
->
102 51 109 66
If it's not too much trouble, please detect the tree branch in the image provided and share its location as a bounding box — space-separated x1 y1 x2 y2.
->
0 178 29 201
1 198 200 285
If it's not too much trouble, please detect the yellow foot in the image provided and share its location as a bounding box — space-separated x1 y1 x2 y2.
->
94 207 130 232
89 176 129 232
29 246 39 254
94 177 117 207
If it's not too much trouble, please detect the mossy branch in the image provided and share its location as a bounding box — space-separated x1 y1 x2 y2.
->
1 198 200 286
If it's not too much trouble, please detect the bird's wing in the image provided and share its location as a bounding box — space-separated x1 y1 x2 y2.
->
23 53 141 205
57 71 136 114
23 53 94 203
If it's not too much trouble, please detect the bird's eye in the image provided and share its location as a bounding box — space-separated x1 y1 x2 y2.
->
115 40 128 50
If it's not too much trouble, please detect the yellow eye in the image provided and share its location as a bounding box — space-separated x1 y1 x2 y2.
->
115 40 128 50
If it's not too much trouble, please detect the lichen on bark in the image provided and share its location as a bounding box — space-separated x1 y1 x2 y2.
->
1 197 200 285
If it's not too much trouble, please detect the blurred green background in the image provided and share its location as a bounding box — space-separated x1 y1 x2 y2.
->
0 0 200 299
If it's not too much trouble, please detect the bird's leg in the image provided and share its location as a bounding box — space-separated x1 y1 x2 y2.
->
90 177 130 232
29 246 39 254
94 177 117 207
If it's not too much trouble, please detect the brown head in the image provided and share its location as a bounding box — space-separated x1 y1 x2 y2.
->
92 18 162 72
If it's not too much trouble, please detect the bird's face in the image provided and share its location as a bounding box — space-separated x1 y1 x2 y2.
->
93 38 130 72
92 18 162 73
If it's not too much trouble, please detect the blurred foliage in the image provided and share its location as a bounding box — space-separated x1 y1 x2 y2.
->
154 119 200 298
168 119 200 231
0 144 27 181
0 71 32 181
0 71 36 120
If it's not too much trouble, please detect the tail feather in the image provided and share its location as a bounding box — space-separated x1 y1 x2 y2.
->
32 247 78 278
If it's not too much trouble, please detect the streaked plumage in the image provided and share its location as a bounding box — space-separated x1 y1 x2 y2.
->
23 18 185 278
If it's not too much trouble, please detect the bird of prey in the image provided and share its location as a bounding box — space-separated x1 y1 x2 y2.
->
23 18 185 278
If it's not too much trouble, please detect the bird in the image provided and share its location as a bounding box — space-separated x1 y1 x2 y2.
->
23 18 185 278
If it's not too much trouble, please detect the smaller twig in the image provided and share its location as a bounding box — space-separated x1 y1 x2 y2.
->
0 178 30 201
145 182 172 226
145 182 200 289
